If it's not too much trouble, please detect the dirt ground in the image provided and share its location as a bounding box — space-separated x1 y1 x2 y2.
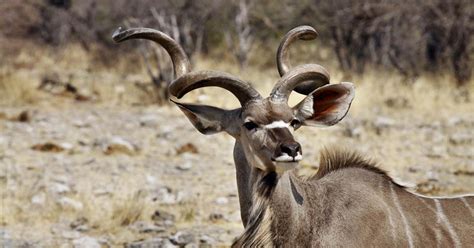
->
1 61 473 247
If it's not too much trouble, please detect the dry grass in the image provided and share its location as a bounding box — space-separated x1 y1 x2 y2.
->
1 42 472 109
1 43 473 246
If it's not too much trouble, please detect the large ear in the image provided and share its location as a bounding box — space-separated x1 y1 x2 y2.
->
172 100 231 135
294 82 354 126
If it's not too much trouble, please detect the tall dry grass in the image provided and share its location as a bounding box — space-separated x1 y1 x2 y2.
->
1 40 472 108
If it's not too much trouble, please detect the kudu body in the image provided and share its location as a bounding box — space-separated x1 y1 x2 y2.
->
113 26 474 247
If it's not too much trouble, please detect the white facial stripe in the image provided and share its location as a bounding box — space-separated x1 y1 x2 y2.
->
274 152 302 162
264 120 290 129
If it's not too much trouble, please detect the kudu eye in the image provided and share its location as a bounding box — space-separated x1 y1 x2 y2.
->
291 119 302 129
243 121 259 131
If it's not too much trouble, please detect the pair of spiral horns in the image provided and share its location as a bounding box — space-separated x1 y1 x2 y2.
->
112 25 330 105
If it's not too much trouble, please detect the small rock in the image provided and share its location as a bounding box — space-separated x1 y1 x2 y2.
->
139 115 160 127
115 85 126 94
53 175 70 184
146 175 157 185
176 162 192 171
453 169 474 176
170 231 195 246
151 210 175 222
176 143 199 155
372 116 395 135
449 132 472 145
102 136 138 155
448 147 474 158
447 117 462 126
31 142 65 152
15 110 31 122
199 235 216 245
130 221 165 233
151 210 175 227
384 97 410 109
70 217 89 232
93 187 112 196
73 236 101 248
126 238 174 248
60 142 74 150
73 120 91 128
215 197 229 205
343 126 363 138
50 182 71 194
153 187 177 204
176 191 191 203
426 170 439 181
0 238 30 247
61 230 81 239
31 192 46 206
58 197 83 211
228 211 242 223
209 213 224 222
416 180 441 195
424 146 447 158
374 116 395 127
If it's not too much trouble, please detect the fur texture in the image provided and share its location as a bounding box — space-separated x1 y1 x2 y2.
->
313 148 405 188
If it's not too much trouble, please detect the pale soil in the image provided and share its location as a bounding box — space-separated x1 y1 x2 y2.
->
1 90 473 247
0 51 473 246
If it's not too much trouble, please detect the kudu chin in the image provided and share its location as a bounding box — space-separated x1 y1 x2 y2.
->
114 25 474 247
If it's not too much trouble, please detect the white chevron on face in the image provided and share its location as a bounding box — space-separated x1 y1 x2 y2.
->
263 120 290 129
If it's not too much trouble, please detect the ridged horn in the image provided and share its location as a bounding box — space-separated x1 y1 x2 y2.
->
276 25 330 94
112 27 191 78
169 70 261 106
271 64 329 102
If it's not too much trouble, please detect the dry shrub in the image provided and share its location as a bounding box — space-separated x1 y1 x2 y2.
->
109 191 147 227
1 0 472 108
0 71 41 106
314 0 473 84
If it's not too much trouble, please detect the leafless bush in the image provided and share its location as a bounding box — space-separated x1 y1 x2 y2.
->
312 0 473 84
232 0 255 69
1 0 472 85
121 1 218 104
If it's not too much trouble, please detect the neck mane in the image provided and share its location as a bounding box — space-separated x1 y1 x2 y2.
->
232 171 278 247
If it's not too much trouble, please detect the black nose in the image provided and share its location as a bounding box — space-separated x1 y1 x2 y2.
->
280 142 301 157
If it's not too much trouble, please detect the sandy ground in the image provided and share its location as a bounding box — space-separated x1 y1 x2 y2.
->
1 87 473 247
1 50 473 246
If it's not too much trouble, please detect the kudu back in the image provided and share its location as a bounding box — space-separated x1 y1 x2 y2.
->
113 26 474 247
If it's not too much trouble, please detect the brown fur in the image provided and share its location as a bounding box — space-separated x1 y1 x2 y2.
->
234 149 410 247
313 148 405 188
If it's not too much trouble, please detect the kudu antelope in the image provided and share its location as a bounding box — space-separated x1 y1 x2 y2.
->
113 26 474 247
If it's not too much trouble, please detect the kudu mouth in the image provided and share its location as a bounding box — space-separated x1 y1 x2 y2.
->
272 154 303 163
271 150 303 163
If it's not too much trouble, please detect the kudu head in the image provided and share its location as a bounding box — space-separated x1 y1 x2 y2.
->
113 26 354 174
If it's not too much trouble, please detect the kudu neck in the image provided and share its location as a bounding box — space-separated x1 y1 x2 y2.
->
233 141 303 227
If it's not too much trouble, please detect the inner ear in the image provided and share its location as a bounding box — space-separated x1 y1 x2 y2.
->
172 100 238 135
294 82 355 126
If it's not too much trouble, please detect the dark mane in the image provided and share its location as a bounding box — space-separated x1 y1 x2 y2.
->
232 171 277 247
313 148 404 188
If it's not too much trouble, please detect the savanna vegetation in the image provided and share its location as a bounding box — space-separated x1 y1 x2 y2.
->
0 1 473 247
